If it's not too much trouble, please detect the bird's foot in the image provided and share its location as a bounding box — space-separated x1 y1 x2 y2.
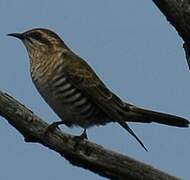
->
73 129 88 141
44 121 62 136
73 129 88 151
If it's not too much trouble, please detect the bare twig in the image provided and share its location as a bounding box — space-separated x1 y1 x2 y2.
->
152 0 190 69
0 91 179 180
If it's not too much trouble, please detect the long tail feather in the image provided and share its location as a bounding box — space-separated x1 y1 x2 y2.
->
118 121 148 151
125 104 189 127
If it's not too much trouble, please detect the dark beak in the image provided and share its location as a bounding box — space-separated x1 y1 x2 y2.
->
7 33 24 40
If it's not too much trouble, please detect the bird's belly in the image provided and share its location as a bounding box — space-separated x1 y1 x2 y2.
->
47 95 108 128
34 79 109 128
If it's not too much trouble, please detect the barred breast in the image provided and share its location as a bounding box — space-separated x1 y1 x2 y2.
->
31 56 108 128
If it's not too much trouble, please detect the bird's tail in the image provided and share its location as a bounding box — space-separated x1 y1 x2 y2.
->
116 103 189 151
125 103 189 127
118 120 148 151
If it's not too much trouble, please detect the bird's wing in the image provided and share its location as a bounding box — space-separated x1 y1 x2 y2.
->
62 50 147 151
62 50 125 113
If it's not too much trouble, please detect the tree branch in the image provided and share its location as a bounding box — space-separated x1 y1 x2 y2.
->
152 0 190 69
0 91 179 180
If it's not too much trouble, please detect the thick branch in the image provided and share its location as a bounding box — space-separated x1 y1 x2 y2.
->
0 91 179 180
152 0 190 69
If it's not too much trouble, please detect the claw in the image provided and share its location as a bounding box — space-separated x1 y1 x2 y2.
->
73 129 88 151
74 128 88 140
44 121 62 136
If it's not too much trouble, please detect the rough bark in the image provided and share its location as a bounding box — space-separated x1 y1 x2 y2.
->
152 0 190 69
0 91 179 180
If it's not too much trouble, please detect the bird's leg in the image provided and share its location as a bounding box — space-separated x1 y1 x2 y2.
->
79 128 88 139
73 128 88 151
44 121 64 136
73 128 88 141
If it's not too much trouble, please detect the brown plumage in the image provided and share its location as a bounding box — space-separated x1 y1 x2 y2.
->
8 28 189 151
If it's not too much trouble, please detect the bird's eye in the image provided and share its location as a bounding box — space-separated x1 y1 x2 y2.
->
29 32 42 40
26 31 52 47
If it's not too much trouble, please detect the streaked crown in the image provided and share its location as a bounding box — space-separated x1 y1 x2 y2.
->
8 28 69 52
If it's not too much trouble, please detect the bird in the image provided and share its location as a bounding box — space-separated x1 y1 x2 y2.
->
8 28 189 151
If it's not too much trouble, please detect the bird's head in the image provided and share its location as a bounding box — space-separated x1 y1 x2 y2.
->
8 28 68 57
